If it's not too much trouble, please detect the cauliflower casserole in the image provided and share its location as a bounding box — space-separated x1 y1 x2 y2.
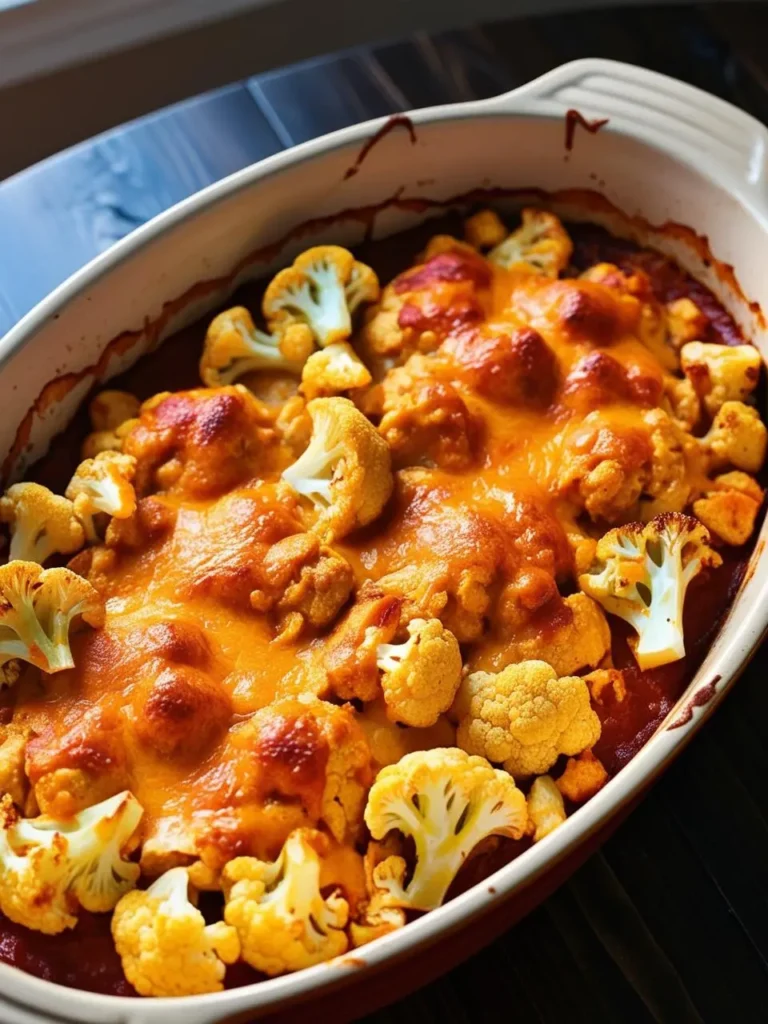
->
0 209 764 996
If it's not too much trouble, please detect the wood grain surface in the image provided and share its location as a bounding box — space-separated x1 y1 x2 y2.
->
1 5 767 1021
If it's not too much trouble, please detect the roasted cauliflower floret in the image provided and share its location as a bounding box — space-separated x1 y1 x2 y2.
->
323 593 402 704
112 866 240 997
579 262 678 370
557 412 653 523
378 362 477 471
82 391 140 461
301 341 372 399
0 483 84 564
556 750 609 803
359 250 489 367
375 618 462 728
638 408 695 519
89 390 141 432
200 305 315 386
488 208 572 277
0 562 104 681
662 374 701 431
349 899 405 948
241 697 373 843
558 408 693 524
0 725 29 808
692 471 764 546
665 297 707 350
680 341 761 416
364 748 527 911
464 209 507 250
125 385 276 499
250 531 354 641
527 775 567 842
0 790 143 934
222 828 349 976
65 451 137 541
494 592 611 678
579 513 721 670
455 661 600 778
282 396 393 542
263 246 379 348
700 400 768 474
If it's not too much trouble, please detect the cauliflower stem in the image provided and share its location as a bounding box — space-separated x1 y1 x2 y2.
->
579 513 721 670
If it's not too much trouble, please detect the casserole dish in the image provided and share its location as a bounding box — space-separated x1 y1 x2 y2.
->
1 56 768 1024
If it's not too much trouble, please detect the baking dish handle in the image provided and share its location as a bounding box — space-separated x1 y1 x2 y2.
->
488 58 768 204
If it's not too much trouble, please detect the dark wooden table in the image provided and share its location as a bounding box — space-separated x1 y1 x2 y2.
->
2 5 768 1022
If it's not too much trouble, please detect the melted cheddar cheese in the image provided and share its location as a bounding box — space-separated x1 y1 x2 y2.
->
1 210 764 995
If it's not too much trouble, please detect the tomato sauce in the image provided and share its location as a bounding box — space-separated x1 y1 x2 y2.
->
2 216 759 995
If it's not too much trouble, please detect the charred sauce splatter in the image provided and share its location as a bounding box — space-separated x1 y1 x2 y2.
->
564 109 609 152
0 214 759 995
343 114 417 180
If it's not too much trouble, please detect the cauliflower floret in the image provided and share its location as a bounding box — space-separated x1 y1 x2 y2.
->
665 298 707 350
556 750 609 803
693 471 764 546
556 411 653 524
464 209 508 250
263 246 379 348
125 385 277 499
579 513 721 670
250 531 354 641
0 483 84 564
455 661 600 778
0 725 29 808
0 562 104 681
89 390 141 432
584 668 627 706
241 697 373 843
488 208 573 277
81 420 138 461
375 618 462 728
364 747 527 910
322 593 401 704
579 262 682 371
558 408 694 524
494 592 611 678
638 408 695 520
377 360 477 471
300 341 372 399
65 451 137 541
700 400 768 474
82 391 141 461
419 234 483 262
282 396 393 542
681 341 761 416
350 900 405 948
112 866 240 997
200 305 315 387
0 790 143 934
527 775 566 842
222 828 349 976
662 374 701 431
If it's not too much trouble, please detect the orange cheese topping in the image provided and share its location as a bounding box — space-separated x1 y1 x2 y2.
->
7 227 721 877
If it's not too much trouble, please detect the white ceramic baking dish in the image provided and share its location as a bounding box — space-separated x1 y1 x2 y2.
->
1 57 768 1024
